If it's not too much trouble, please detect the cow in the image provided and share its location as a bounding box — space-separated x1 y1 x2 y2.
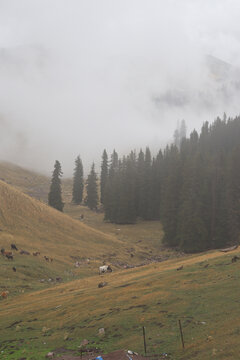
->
232 256 240 263
20 250 30 255
99 265 112 275
1 248 5 255
11 244 18 251
44 256 53 262
33 251 40 256
12 267 16 272
177 265 183 271
1 291 9 299
6 253 13 260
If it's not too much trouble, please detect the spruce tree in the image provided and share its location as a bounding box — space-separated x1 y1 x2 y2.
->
100 149 108 205
72 155 84 204
48 160 64 212
85 163 98 210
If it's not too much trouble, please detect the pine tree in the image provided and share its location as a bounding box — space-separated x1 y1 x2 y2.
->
72 155 84 204
85 163 98 210
100 149 108 205
48 160 64 212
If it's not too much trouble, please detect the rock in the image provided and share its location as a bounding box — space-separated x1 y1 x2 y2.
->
45 352 55 358
64 332 69 340
42 326 51 333
80 339 89 346
98 282 108 288
98 328 105 336
207 335 213 342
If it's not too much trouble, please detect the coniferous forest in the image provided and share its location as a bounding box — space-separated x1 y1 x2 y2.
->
101 116 240 252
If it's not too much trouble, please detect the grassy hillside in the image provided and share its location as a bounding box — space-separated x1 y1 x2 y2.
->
0 180 130 295
1 247 239 359
0 161 72 203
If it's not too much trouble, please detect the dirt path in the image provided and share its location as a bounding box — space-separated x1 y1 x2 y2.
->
52 349 163 360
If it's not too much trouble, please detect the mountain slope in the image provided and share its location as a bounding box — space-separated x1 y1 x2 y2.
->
0 180 128 298
0 161 72 202
1 247 240 359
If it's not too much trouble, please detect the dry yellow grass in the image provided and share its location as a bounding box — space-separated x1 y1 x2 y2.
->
0 180 126 267
1 246 240 359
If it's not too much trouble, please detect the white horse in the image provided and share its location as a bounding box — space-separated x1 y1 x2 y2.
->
99 265 112 275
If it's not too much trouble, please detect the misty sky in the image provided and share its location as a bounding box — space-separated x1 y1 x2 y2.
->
1 0 240 176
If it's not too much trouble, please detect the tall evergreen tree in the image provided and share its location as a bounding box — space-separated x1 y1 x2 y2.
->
48 160 64 212
72 155 84 204
100 149 108 205
85 163 98 210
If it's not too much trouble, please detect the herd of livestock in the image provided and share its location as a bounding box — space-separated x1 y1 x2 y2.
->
0 243 113 299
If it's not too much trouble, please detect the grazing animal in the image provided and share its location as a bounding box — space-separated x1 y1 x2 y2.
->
98 281 108 288
11 244 18 251
56 277 62 282
177 265 183 271
12 267 16 272
232 256 240 263
44 256 53 262
6 254 13 260
1 248 5 255
33 251 40 256
1 291 9 299
20 250 30 255
99 265 112 275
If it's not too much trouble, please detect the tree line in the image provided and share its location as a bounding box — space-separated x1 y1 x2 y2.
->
48 115 240 253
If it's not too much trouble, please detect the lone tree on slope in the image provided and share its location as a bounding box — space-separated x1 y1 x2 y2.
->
48 160 64 212
72 155 84 204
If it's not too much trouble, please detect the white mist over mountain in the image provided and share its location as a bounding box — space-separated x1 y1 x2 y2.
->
0 0 240 176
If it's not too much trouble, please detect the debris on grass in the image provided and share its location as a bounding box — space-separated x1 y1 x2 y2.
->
45 352 55 358
98 328 105 336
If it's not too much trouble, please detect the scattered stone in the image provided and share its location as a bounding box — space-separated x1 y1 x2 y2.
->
98 328 105 336
207 335 213 342
80 339 89 346
98 282 108 288
42 327 51 333
45 352 55 358
64 332 69 340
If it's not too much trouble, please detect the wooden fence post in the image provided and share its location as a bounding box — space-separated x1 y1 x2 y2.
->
142 326 147 355
178 319 185 349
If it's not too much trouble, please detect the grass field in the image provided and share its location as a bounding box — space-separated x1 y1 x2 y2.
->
1 163 240 360
1 248 240 359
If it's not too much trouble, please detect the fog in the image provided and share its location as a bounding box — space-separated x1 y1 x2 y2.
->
0 0 240 176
